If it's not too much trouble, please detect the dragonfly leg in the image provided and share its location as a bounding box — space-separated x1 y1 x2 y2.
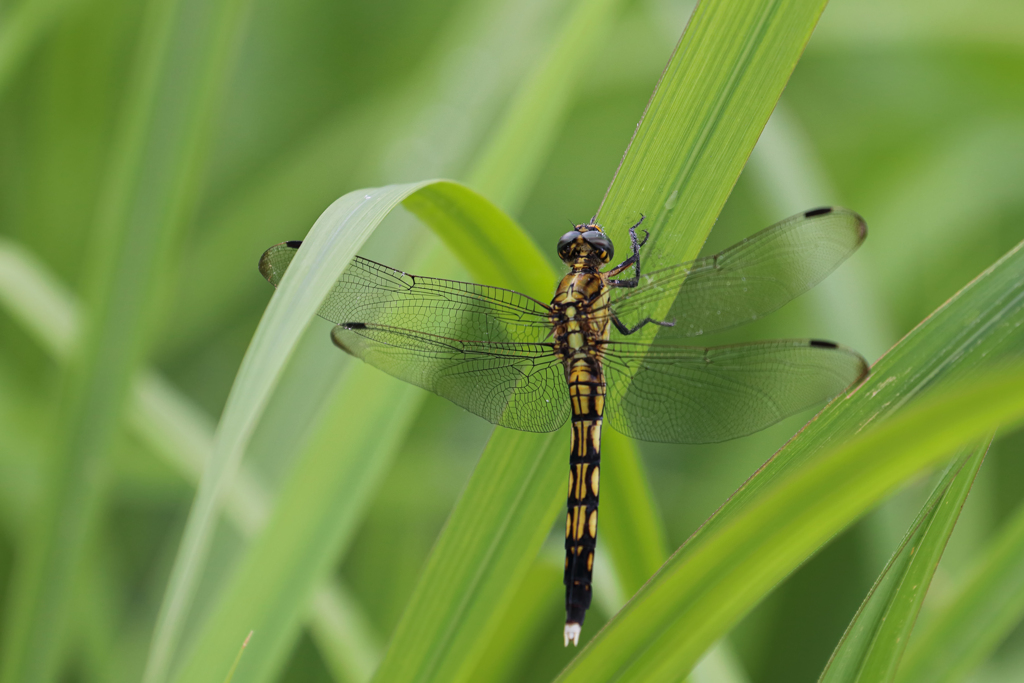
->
607 215 649 285
610 309 673 336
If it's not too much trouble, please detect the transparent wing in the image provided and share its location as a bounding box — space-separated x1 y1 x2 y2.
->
259 242 555 342
331 325 568 432
602 339 868 443
610 207 867 338
259 242 568 431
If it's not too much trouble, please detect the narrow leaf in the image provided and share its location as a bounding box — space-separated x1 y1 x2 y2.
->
221 632 252 683
596 0 827 273
401 180 551 297
468 559 565 683
896 475 1024 683
144 179 508 683
159 179 548 683
170 362 423 683
820 436 993 682
309 582 384 683
599 428 669 596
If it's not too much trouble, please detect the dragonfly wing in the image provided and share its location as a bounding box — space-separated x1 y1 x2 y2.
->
258 240 302 286
259 243 555 344
602 339 868 443
259 242 567 431
332 324 569 432
610 207 867 338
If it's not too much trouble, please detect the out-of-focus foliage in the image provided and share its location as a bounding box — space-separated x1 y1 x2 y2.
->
0 0 1022 682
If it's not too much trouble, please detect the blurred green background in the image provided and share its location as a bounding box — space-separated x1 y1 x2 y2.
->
1 0 1023 682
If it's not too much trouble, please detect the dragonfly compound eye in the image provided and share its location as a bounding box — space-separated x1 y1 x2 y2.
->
582 231 614 263
557 231 580 260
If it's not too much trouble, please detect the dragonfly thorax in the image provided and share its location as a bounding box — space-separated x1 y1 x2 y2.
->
557 224 614 267
550 269 611 365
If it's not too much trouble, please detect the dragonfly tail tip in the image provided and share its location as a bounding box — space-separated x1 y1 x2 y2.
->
564 623 581 647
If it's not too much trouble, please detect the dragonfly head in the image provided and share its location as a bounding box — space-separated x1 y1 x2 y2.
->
557 223 614 266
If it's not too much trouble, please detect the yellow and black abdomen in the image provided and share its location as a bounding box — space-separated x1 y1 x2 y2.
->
564 357 604 630
551 271 610 643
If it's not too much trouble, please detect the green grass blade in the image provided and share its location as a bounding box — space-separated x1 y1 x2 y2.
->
372 428 566 683
141 180 458 683
0 0 252 680
896 481 1024 683
0 238 78 359
819 436 993 683
170 361 424 683
599 429 669 595
691 641 752 683
401 180 551 297
151 179 546 683
467 559 565 683
596 0 827 268
553 239 1024 682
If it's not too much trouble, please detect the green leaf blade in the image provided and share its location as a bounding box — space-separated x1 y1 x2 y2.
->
896 474 1024 683
599 429 669 596
157 178 554 683
820 437 992 683
597 0 827 272
143 179 457 683
401 180 554 296
170 362 423 683
371 428 565 683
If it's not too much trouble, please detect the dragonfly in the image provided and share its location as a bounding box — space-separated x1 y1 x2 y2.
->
258 206 869 647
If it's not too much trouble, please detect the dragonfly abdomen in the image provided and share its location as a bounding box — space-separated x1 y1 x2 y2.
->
563 357 605 646
551 266 611 647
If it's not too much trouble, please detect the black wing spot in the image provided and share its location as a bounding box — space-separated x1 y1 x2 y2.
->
804 207 833 218
343 322 367 329
855 216 869 242
285 240 303 248
810 339 838 349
